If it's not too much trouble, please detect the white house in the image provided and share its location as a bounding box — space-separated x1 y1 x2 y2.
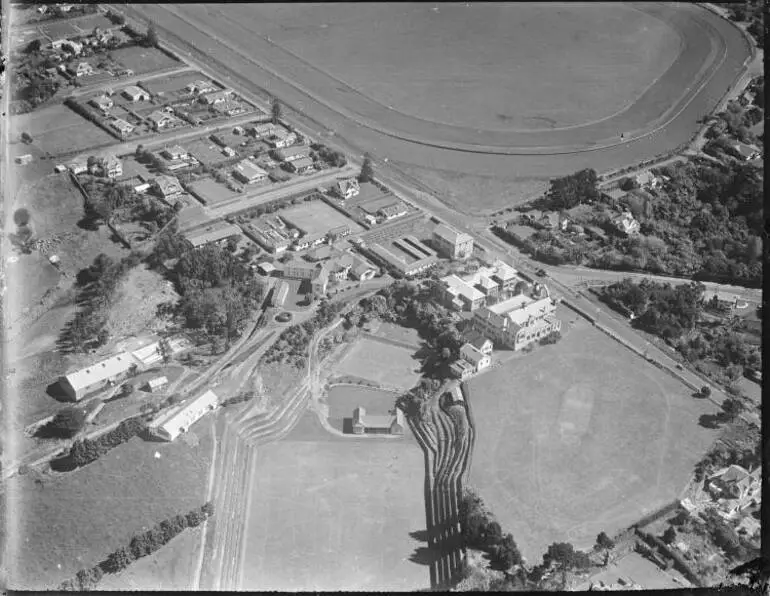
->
146 376 169 393
59 353 137 401
121 85 150 102
150 390 219 441
336 178 360 200
460 343 491 372
351 406 405 435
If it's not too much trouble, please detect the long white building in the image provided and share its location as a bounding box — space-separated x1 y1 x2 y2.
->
59 352 138 401
149 390 219 441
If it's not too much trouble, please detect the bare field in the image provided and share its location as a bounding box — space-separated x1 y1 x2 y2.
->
332 337 421 390
466 317 721 562
109 45 181 76
241 413 428 591
280 201 363 237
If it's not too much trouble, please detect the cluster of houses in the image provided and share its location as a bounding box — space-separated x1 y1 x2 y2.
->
260 245 379 302
246 208 351 254
450 333 493 381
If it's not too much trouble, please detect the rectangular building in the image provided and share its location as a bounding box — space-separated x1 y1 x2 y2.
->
232 160 268 184
59 352 137 401
369 236 437 278
149 390 219 441
271 280 290 307
472 293 561 351
184 222 242 248
433 223 474 260
352 407 405 435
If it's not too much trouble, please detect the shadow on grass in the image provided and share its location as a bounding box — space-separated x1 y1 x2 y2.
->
698 413 724 429
341 417 353 434
410 529 429 543
409 546 442 567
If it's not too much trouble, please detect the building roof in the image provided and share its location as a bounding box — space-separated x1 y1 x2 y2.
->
444 275 485 303
463 330 492 350
164 144 187 156
290 156 314 170
337 178 359 194
353 406 403 429
184 222 241 248
153 389 218 434
122 85 147 97
710 464 751 484
278 145 310 159
461 343 487 364
379 203 407 217
257 261 276 273
450 360 474 374
733 142 760 158
148 376 168 389
305 244 340 262
433 223 472 245
602 187 628 201
233 159 267 180
154 175 183 196
63 352 137 392
148 110 173 124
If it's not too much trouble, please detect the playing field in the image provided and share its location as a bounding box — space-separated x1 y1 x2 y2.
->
11 104 115 156
326 384 400 432
280 201 362 237
241 413 429 591
189 177 240 206
466 318 720 562
333 337 422 390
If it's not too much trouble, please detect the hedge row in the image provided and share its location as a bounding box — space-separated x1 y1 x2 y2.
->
52 416 145 472
59 502 214 590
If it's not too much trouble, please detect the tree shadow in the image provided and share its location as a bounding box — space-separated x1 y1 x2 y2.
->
410 529 429 543
409 546 441 567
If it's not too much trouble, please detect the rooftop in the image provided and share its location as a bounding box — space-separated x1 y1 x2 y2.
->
63 352 137 392
434 223 472 245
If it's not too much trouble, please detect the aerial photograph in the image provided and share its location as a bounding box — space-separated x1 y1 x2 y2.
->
0 1 764 592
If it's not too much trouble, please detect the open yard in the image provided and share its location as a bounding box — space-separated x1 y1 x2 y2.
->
332 336 422 390
140 70 217 97
189 176 240 206
280 200 363 237
11 104 115 156
5 420 213 589
466 317 722 562
241 412 428 591
108 45 181 76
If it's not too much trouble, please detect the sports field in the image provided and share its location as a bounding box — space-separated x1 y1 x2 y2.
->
326 384 400 431
466 318 720 562
280 201 362 237
11 104 115 156
108 45 181 76
241 413 429 591
333 337 422 390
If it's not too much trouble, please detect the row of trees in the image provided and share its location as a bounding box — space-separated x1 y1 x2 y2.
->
546 168 599 210
310 143 347 168
52 416 145 472
459 489 523 570
36 407 87 439
59 502 214 590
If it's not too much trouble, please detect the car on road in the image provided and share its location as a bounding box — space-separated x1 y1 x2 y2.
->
536 268 547 277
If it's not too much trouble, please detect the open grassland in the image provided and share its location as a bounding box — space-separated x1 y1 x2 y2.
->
6 421 213 589
11 104 115 156
241 413 429 591
332 337 422 390
109 45 181 76
325 384 400 431
244 2 681 131
467 317 721 562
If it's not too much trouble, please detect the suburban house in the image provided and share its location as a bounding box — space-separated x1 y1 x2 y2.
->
185 79 217 95
248 122 276 138
612 211 640 236
145 376 168 393
276 145 310 163
460 342 492 372
706 465 762 518
233 160 268 184
89 95 113 113
288 156 314 175
350 261 378 281
69 61 94 77
59 352 138 401
91 154 122 178
732 142 761 161
472 292 561 351
378 202 408 221
149 390 219 441
634 170 661 189
435 260 520 311
463 330 493 355
271 281 290 307
432 223 474 260
199 89 233 105
162 145 188 161
121 85 150 102
352 407 405 435
153 175 184 199
51 39 83 54
147 110 176 131
247 223 291 254
600 187 628 206
68 159 88 174
283 259 324 281
109 117 134 138
336 178 360 200
213 100 245 117
267 129 297 149
450 359 475 381
256 262 277 276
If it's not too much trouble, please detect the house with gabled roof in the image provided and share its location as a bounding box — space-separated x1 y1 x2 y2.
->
460 343 491 372
147 110 175 131
59 352 138 401
336 177 360 200
433 223 474 260
122 85 150 102
450 359 475 381
149 390 218 441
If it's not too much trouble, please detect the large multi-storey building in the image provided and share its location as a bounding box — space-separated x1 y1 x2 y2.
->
435 260 521 311
432 223 474 260
472 291 561 351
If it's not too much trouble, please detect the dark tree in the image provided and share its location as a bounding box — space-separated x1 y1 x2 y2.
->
43 407 87 439
358 153 374 183
271 98 282 124
544 542 576 568
595 531 615 550
662 526 677 545
26 38 42 54
701 385 712 398
13 208 31 226
145 24 159 48
105 546 133 573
